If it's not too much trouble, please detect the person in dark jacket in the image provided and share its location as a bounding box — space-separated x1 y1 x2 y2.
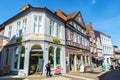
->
46 61 51 77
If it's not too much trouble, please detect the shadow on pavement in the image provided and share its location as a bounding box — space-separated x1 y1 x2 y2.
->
0 78 25 80
0 75 25 80
98 70 120 80
86 71 101 74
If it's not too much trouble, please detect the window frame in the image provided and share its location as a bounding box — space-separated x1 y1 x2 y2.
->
33 16 42 34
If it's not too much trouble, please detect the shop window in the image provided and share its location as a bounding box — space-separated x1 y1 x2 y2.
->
56 48 61 66
14 47 19 69
20 46 25 69
49 46 54 67
5 49 9 65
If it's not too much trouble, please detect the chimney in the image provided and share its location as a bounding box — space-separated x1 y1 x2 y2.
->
20 4 32 12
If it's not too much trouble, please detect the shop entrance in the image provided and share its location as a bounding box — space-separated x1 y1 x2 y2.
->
29 45 43 75
29 52 43 75
69 54 75 71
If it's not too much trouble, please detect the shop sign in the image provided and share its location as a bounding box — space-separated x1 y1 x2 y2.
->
31 49 42 52
76 50 83 54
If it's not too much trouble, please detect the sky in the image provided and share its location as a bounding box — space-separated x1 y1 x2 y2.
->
0 0 120 48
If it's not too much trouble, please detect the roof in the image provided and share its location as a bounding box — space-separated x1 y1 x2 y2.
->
55 10 67 21
55 10 79 21
114 46 120 54
86 23 92 34
0 34 9 40
114 50 120 54
0 4 65 29
67 11 79 20
94 30 111 38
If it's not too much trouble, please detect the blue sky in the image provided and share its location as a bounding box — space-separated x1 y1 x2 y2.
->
0 0 120 48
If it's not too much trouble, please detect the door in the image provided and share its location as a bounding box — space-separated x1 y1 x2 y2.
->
29 52 43 75
69 54 75 71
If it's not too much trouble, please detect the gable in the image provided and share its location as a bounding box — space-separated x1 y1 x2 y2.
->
74 13 85 28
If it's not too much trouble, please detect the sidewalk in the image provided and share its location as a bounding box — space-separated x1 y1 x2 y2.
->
0 68 107 80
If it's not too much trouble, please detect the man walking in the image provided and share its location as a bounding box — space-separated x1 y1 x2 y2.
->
45 61 51 77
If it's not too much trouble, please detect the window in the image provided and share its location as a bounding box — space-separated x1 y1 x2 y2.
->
19 29 22 37
8 26 12 37
77 26 80 31
17 21 22 37
78 17 82 22
82 37 84 45
67 28 71 40
73 22 76 29
5 49 9 65
13 47 25 70
49 46 54 67
56 24 61 39
20 46 25 69
78 34 80 43
33 16 42 33
14 47 19 69
79 35 81 43
22 18 27 35
50 20 55 36
56 48 60 66
73 32 76 42
84 39 87 46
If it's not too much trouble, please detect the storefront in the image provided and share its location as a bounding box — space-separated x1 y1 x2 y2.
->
66 48 90 72
1 41 66 76
29 45 43 75
47 44 66 75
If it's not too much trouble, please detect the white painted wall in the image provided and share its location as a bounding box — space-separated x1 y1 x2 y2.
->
100 34 113 64
2 9 66 76
44 13 65 42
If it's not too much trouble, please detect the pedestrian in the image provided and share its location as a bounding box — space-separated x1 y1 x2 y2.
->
80 64 85 73
103 62 107 71
45 60 52 77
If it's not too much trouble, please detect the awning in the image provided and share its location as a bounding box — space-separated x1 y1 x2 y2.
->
114 57 120 60
0 34 9 40
93 56 104 60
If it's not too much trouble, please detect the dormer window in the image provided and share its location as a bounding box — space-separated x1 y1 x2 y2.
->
78 17 82 22
73 22 76 29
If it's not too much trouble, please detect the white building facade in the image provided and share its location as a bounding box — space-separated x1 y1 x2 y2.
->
95 30 113 65
1 5 66 76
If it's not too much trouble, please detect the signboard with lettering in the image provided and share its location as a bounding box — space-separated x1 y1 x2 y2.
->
37 59 44 69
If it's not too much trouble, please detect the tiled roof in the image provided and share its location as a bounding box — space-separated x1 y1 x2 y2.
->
55 10 67 21
86 24 91 34
55 10 78 21
67 12 78 20
114 50 120 54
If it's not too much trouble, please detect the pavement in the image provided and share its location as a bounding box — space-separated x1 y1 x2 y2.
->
0 72 103 80
0 67 107 80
